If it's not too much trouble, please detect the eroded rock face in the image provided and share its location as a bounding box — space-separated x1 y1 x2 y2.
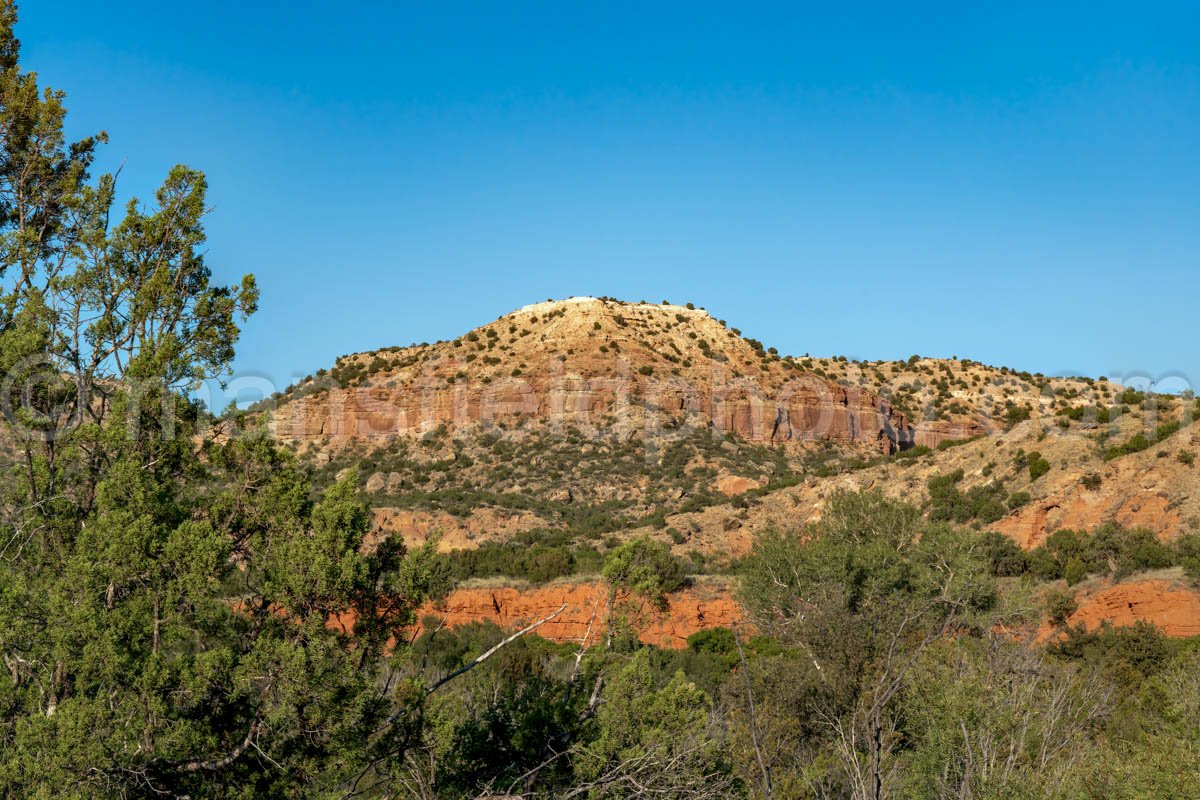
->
415 580 742 649
995 492 1182 549
912 419 994 449
991 424 1197 550
271 378 909 453
1038 577 1200 640
266 299 913 455
713 474 762 496
418 574 1200 648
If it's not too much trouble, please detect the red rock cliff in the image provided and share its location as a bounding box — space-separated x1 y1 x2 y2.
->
416 579 742 649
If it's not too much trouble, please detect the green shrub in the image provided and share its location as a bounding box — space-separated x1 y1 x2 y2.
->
926 470 1009 524
1023 523 1175 584
1174 534 1200 581
1105 421 1183 460
1063 557 1088 586
1004 403 1031 425
603 537 686 608
1027 452 1051 481
524 547 575 583
1118 388 1146 405
1007 491 1031 510
1044 588 1078 625
444 533 605 584
1112 529 1173 579
1026 546 1062 581
1050 620 1177 691
979 531 1028 577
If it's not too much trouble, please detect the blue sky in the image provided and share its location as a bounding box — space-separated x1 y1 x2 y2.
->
20 2 1200 403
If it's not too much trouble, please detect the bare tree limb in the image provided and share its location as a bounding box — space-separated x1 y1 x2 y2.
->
425 603 567 696
177 717 260 773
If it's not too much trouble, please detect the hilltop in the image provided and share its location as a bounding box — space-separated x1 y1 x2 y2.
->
265 296 912 452
262 295 1122 452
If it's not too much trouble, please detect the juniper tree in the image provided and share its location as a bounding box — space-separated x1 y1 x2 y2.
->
0 3 449 795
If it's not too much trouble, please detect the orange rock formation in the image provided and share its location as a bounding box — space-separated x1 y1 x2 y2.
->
416 580 742 649
1038 577 1200 641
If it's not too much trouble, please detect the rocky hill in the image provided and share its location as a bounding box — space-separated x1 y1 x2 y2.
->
246 297 1199 643
267 297 913 451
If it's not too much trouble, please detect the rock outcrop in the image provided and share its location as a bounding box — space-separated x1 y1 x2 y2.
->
993 422 1198 548
267 298 912 455
995 491 1182 549
259 297 1200 648
1039 575 1200 640
419 574 1200 648
415 579 742 649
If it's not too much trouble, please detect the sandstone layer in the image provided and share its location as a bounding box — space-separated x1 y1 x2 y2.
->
1038 574 1200 641
415 579 741 649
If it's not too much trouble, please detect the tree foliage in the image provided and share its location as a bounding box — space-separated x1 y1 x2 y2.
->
738 491 998 800
602 536 685 610
0 5 447 794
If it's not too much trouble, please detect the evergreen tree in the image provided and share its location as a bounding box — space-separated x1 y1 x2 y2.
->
0 4 448 795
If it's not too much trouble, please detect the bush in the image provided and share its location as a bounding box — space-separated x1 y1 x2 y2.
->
979 531 1028 577
1058 405 1113 424
1104 421 1183 461
1051 620 1177 690
1174 534 1200 581
444 534 605 584
1044 588 1078 625
603 537 686 608
1027 547 1062 581
926 470 1009 524
1063 557 1088 586
1004 404 1032 425
1104 526 1173 579
1022 523 1175 584
1118 388 1146 405
1034 529 1088 580
525 547 575 583
1027 452 1051 481
1007 491 1031 511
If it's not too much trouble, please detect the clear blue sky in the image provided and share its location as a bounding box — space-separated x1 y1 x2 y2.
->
21 2 1200 403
